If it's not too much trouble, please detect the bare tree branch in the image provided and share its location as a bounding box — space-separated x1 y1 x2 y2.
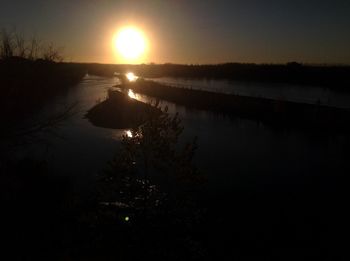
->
0 29 15 59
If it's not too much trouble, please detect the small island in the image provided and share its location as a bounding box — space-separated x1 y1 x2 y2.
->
85 89 158 129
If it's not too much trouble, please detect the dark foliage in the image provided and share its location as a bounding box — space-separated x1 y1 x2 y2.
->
94 103 205 259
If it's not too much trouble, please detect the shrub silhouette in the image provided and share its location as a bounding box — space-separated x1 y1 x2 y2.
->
96 103 205 259
100 102 201 208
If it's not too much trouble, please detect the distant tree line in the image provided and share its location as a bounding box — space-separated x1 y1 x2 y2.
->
86 62 350 89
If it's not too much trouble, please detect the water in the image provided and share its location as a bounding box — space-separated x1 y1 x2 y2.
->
29 76 126 182
149 77 350 108
22 75 349 257
30 75 350 193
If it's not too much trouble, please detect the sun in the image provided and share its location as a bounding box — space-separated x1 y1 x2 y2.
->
114 27 147 63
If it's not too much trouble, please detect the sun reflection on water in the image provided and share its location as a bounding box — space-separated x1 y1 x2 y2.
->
125 130 133 138
126 72 138 82
128 89 137 99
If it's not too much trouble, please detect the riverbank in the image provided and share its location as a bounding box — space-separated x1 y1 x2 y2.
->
123 79 350 133
0 58 86 117
0 58 86 154
86 62 350 90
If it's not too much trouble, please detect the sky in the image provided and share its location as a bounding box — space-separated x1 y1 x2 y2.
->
1 0 350 64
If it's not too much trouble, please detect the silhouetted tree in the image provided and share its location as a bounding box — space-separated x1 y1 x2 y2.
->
95 103 205 259
0 29 14 59
42 42 64 62
0 29 64 62
100 103 201 209
27 35 40 60
14 31 26 58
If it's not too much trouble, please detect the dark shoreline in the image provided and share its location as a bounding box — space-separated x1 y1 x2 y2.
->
84 62 350 90
0 59 86 118
124 79 350 133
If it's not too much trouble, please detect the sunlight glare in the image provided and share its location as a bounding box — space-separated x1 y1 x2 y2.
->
125 130 133 138
126 72 138 82
115 27 146 62
128 89 137 99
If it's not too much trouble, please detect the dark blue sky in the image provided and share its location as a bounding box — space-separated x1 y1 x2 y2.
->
1 0 350 64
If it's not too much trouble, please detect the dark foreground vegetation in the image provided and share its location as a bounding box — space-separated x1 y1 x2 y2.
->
122 79 350 134
1 58 85 116
0 30 85 116
86 62 350 90
0 29 85 150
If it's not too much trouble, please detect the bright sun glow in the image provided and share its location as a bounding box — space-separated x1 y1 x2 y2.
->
115 27 146 62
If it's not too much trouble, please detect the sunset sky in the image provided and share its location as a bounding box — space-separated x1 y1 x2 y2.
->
1 0 350 64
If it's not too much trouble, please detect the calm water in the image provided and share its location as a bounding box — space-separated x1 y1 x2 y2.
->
30 75 350 193
150 77 350 108
22 75 349 257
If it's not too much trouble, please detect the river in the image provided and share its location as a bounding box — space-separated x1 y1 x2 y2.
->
19 74 348 257
28 74 349 194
